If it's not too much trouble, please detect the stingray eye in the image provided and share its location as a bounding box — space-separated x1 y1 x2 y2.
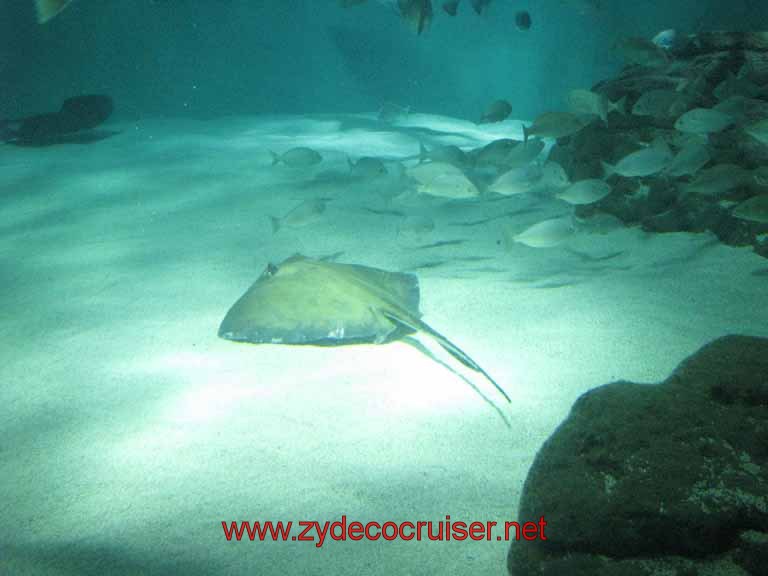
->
263 263 279 278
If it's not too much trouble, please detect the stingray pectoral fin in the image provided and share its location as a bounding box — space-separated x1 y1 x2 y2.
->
401 336 511 428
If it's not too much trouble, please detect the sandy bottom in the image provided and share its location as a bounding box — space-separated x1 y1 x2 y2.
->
2 113 767 575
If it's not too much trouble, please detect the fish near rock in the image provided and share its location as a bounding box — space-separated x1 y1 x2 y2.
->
567 89 626 123
407 162 480 199
683 164 753 197
615 37 669 68
664 141 710 178
479 99 513 124
744 118 768 146
418 143 467 167
523 112 591 142
505 217 574 248
631 89 691 119
732 194 768 224
471 138 519 168
602 141 673 178
556 179 612 205
502 139 545 170
398 0 433 35
539 161 571 193
487 164 543 196
674 108 734 135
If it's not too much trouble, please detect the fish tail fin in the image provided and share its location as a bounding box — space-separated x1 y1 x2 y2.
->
418 142 429 164
270 216 281 234
613 95 627 116
269 150 280 166
35 0 72 24
601 161 615 179
347 155 355 170
522 122 530 144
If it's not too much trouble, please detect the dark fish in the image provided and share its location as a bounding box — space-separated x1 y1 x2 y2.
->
442 0 460 15
363 207 407 217
317 251 346 262
448 207 539 228
479 99 513 124
565 249 625 263
409 260 450 270
470 0 492 14
414 239 467 250
515 11 531 31
398 0 433 35
449 217 496 228
454 256 494 263
5 95 114 146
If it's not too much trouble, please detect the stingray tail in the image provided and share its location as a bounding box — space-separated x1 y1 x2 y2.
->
401 335 511 428
383 310 512 423
418 321 511 404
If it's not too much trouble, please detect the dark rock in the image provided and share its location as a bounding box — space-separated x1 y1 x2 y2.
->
508 335 768 576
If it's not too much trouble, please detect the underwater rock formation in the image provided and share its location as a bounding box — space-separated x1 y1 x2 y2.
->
508 334 768 576
551 31 768 259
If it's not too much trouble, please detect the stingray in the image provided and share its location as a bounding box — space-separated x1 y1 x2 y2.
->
4 95 114 146
219 254 511 425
